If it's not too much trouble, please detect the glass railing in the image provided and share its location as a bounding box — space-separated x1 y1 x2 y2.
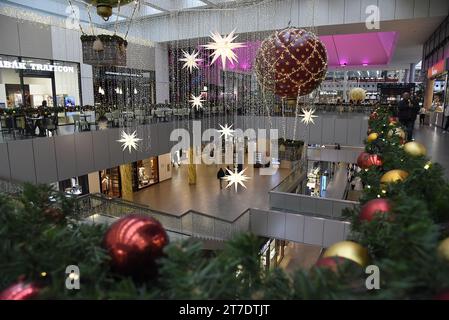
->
73 193 250 241
271 158 307 193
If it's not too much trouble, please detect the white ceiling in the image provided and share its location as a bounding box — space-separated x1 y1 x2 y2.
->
0 0 266 25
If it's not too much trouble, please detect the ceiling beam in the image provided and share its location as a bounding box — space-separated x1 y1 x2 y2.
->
143 1 170 12
200 0 218 7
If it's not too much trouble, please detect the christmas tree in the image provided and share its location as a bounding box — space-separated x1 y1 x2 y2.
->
1 106 449 299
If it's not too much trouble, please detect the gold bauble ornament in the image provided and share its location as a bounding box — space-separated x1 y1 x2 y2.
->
387 128 406 140
367 132 378 143
380 169 409 184
349 87 367 103
322 241 369 267
403 141 427 157
438 237 449 262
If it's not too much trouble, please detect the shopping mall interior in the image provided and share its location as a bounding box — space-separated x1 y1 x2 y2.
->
1 0 449 302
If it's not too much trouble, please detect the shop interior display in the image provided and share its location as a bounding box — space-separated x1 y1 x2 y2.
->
100 168 121 198
133 158 159 190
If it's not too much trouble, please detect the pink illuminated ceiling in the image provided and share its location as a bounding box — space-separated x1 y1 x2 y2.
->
206 31 398 73
320 31 398 67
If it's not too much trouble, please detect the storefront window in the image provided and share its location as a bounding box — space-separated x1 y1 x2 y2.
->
0 55 81 109
0 55 21 108
93 66 155 109
54 61 81 107
100 167 121 198
59 175 89 196
133 157 159 190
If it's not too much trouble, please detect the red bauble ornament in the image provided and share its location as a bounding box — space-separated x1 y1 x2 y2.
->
0 281 40 300
369 112 378 120
359 199 391 222
254 28 328 98
103 214 169 278
315 257 348 272
357 152 382 169
434 290 449 300
389 116 398 124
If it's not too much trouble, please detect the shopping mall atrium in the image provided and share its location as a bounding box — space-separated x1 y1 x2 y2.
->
1 0 449 303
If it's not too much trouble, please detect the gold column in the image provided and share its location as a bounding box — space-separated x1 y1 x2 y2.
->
188 148 197 185
424 78 435 109
119 163 134 201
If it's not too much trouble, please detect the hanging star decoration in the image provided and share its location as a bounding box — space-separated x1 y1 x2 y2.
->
224 167 250 192
217 123 235 140
189 94 205 110
203 29 245 69
179 50 202 73
299 108 318 125
117 130 142 153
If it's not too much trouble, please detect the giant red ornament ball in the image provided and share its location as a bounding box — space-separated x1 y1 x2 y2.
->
103 214 169 278
0 280 40 300
359 198 392 222
434 290 449 300
357 152 382 169
254 27 328 98
314 256 348 272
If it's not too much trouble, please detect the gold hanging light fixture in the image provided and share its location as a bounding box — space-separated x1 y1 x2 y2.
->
85 0 134 21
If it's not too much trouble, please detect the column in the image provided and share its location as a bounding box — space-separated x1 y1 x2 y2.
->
119 163 134 201
409 63 416 83
342 71 348 102
155 43 169 103
424 78 435 109
80 63 94 106
403 69 409 84
188 148 197 185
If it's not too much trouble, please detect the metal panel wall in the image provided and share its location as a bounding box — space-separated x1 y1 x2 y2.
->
0 15 20 56
8 139 36 183
0 143 11 180
250 208 350 246
74 132 95 176
108 129 125 167
92 130 110 171
18 20 52 59
33 137 57 184
54 135 77 181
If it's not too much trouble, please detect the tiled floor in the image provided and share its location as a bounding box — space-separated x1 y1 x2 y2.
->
133 162 289 222
413 123 449 179
279 242 322 274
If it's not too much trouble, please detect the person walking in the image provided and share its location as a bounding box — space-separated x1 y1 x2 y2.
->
419 105 426 126
217 167 225 189
398 92 419 141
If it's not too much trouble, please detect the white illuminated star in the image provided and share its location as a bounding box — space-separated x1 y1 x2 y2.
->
117 130 142 153
217 123 235 139
179 50 202 73
224 167 250 192
203 29 245 69
299 108 318 125
189 94 205 110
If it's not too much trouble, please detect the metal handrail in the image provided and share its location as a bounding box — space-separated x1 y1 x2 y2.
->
73 193 250 240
